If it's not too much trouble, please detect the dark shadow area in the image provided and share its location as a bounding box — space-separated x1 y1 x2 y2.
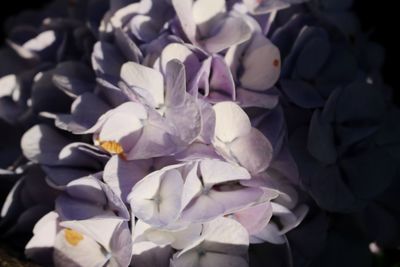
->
0 0 52 44
353 0 400 105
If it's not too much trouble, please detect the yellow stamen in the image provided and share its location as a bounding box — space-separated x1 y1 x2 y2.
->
99 140 124 154
65 228 84 246
99 140 127 160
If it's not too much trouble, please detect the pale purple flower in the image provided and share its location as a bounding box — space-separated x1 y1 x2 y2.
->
128 159 268 228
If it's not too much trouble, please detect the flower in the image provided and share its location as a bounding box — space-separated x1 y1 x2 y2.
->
6 0 399 266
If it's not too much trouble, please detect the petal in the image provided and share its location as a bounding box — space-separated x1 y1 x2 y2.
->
98 102 147 153
25 212 59 265
128 171 162 221
56 195 109 221
209 187 264 214
54 92 110 134
120 61 164 108
197 100 216 144
171 0 197 43
165 96 202 144
240 34 281 91
208 55 236 101
181 162 202 209
21 124 70 165
103 155 152 202
230 128 273 174
192 0 226 36
127 113 179 160
22 30 57 52
250 222 285 244
54 228 109 267
0 74 19 98
199 159 251 185
182 186 262 223
159 43 201 81
165 59 186 107
52 61 96 98
109 220 134 266
213 101 251 143
92 41 124 78
203 217 249 252
158 169 185 225
181 194 224 223
114 27 143 63
61 217 132 266
130 15 160 42
169 224 203 250
132 241 173 267
203 16 252 54
236 88 279 109
234 202 273 235
31 70 72 114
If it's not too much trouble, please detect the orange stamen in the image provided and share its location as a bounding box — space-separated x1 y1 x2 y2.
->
65 229 84 246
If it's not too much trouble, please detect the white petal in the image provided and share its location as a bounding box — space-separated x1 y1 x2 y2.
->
192 0 225 25
181 162 203 209
54 228 108 267
128 171 163 222
159 43 201 80
240 34 281 91
103 156 151 202
120 62 164 107
181 194 224 223
60 217 124 252
199 159 250 185
158 169 184 224
230 128 273 174
213 102 251 143
192 0 226 36
203 217 249 251
171 0 197 43
23 30 57 52
98 102 147 151
26 212 59 253
204 16 252 54
0 74 18 98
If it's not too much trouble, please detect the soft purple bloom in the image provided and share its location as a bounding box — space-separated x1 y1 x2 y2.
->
9 0 397 266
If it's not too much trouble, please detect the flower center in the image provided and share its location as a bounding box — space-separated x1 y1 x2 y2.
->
65 228 84 246
99 140 126 159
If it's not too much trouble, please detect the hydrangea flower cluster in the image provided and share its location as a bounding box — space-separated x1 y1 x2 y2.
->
0 0 399 266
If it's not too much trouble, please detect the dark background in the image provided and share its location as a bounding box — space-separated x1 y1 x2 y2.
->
0 0 398 102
